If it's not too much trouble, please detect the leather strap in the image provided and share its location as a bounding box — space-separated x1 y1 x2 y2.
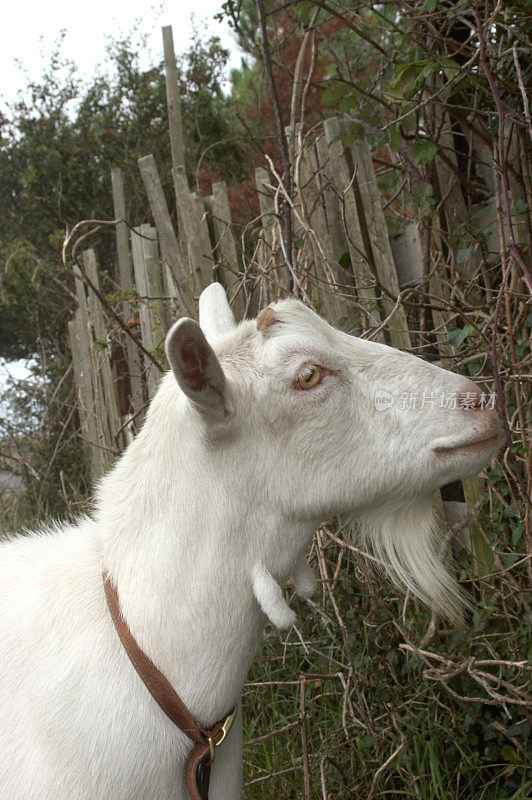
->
103 574 230 800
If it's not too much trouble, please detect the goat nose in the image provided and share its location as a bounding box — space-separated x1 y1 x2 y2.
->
458 381 495 415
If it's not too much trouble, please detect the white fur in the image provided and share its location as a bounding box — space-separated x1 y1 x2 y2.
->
199 282 237 342
252 562 297 629
0 284 499 799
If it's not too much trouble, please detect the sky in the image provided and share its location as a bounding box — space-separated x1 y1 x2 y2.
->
0 359 35 418
0 0 244 109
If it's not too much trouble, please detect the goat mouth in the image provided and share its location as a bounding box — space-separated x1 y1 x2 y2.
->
433 433 500 457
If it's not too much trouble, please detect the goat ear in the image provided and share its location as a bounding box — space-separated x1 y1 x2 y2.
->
199 282 237 342
165 318 230 418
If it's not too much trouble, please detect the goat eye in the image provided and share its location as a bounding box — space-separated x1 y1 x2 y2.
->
297 365 322 390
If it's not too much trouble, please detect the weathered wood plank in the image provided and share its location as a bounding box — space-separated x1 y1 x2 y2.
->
111 166 144 419
211 181 246 321
172 166 213 293
71 258 111 464
348 131 411 349
285 123 325 308
138 154 195 317
294 131 353 326
139 223 171 334
254 167 282 308
316 134 349 268
82 248 122 452
162 25 185 172
69 309 106 481
131 227 160 400
463 475 494 586
434 110 481 283
68 316 102 480
427 226 454 363
192 190 216 288
323 118 383 338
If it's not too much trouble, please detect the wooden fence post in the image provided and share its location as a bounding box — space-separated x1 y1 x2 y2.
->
347 131 411 350
111 166 145 421
140 223 172 334
315 134 349 268
71 259 108 452
69 270 108 478
68 314 104 481
82 248 123 453
211 181 246 321
323 118 383 338
172 166 213 293
131 227 162 400
162 25 186 172
138 154 196 317
293 130 354 326
434 110 481 285
254 166 283 309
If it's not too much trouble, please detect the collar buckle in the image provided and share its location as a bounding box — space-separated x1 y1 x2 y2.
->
206 706 237 765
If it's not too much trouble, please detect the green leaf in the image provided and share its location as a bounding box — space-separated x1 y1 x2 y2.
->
386 64 420 99
467 362 481 376
447 325 474 348
418 62 441 81
338 252 351 269
389 123 403 151
342 129 357 147
421 0 439 11
510 198 530 215
500 745 523 765
439 55 461 73
512 524 524 546
295 2 311 24
338 93 357 113
503 504 518 518
457 244 474 264
447 0 469 12
413 183 436 218
402 113 417 133
413 139 438 163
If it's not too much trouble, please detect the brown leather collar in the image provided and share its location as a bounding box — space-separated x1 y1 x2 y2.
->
103 574 236 800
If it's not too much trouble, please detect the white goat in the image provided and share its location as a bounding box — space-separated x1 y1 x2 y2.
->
0 284 499 799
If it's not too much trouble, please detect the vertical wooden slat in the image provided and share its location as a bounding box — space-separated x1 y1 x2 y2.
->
191 191 216 287
82 249 123 453
172 166 213 293
348 133 412 350
69 309 106 481
255 167 281 308
211 181 246 321
68 315 102 480
140 223 171 334
323 118 383 338
316 134 349 267
463 475 494 589
296 134 354 326
130 227 160 400
71 259 110 472
434 110 480 284
138 154 195 317
162 25 186 172
284 123 310 293
111 166 145 420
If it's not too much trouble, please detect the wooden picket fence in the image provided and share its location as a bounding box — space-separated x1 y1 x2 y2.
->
67 115 416 477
